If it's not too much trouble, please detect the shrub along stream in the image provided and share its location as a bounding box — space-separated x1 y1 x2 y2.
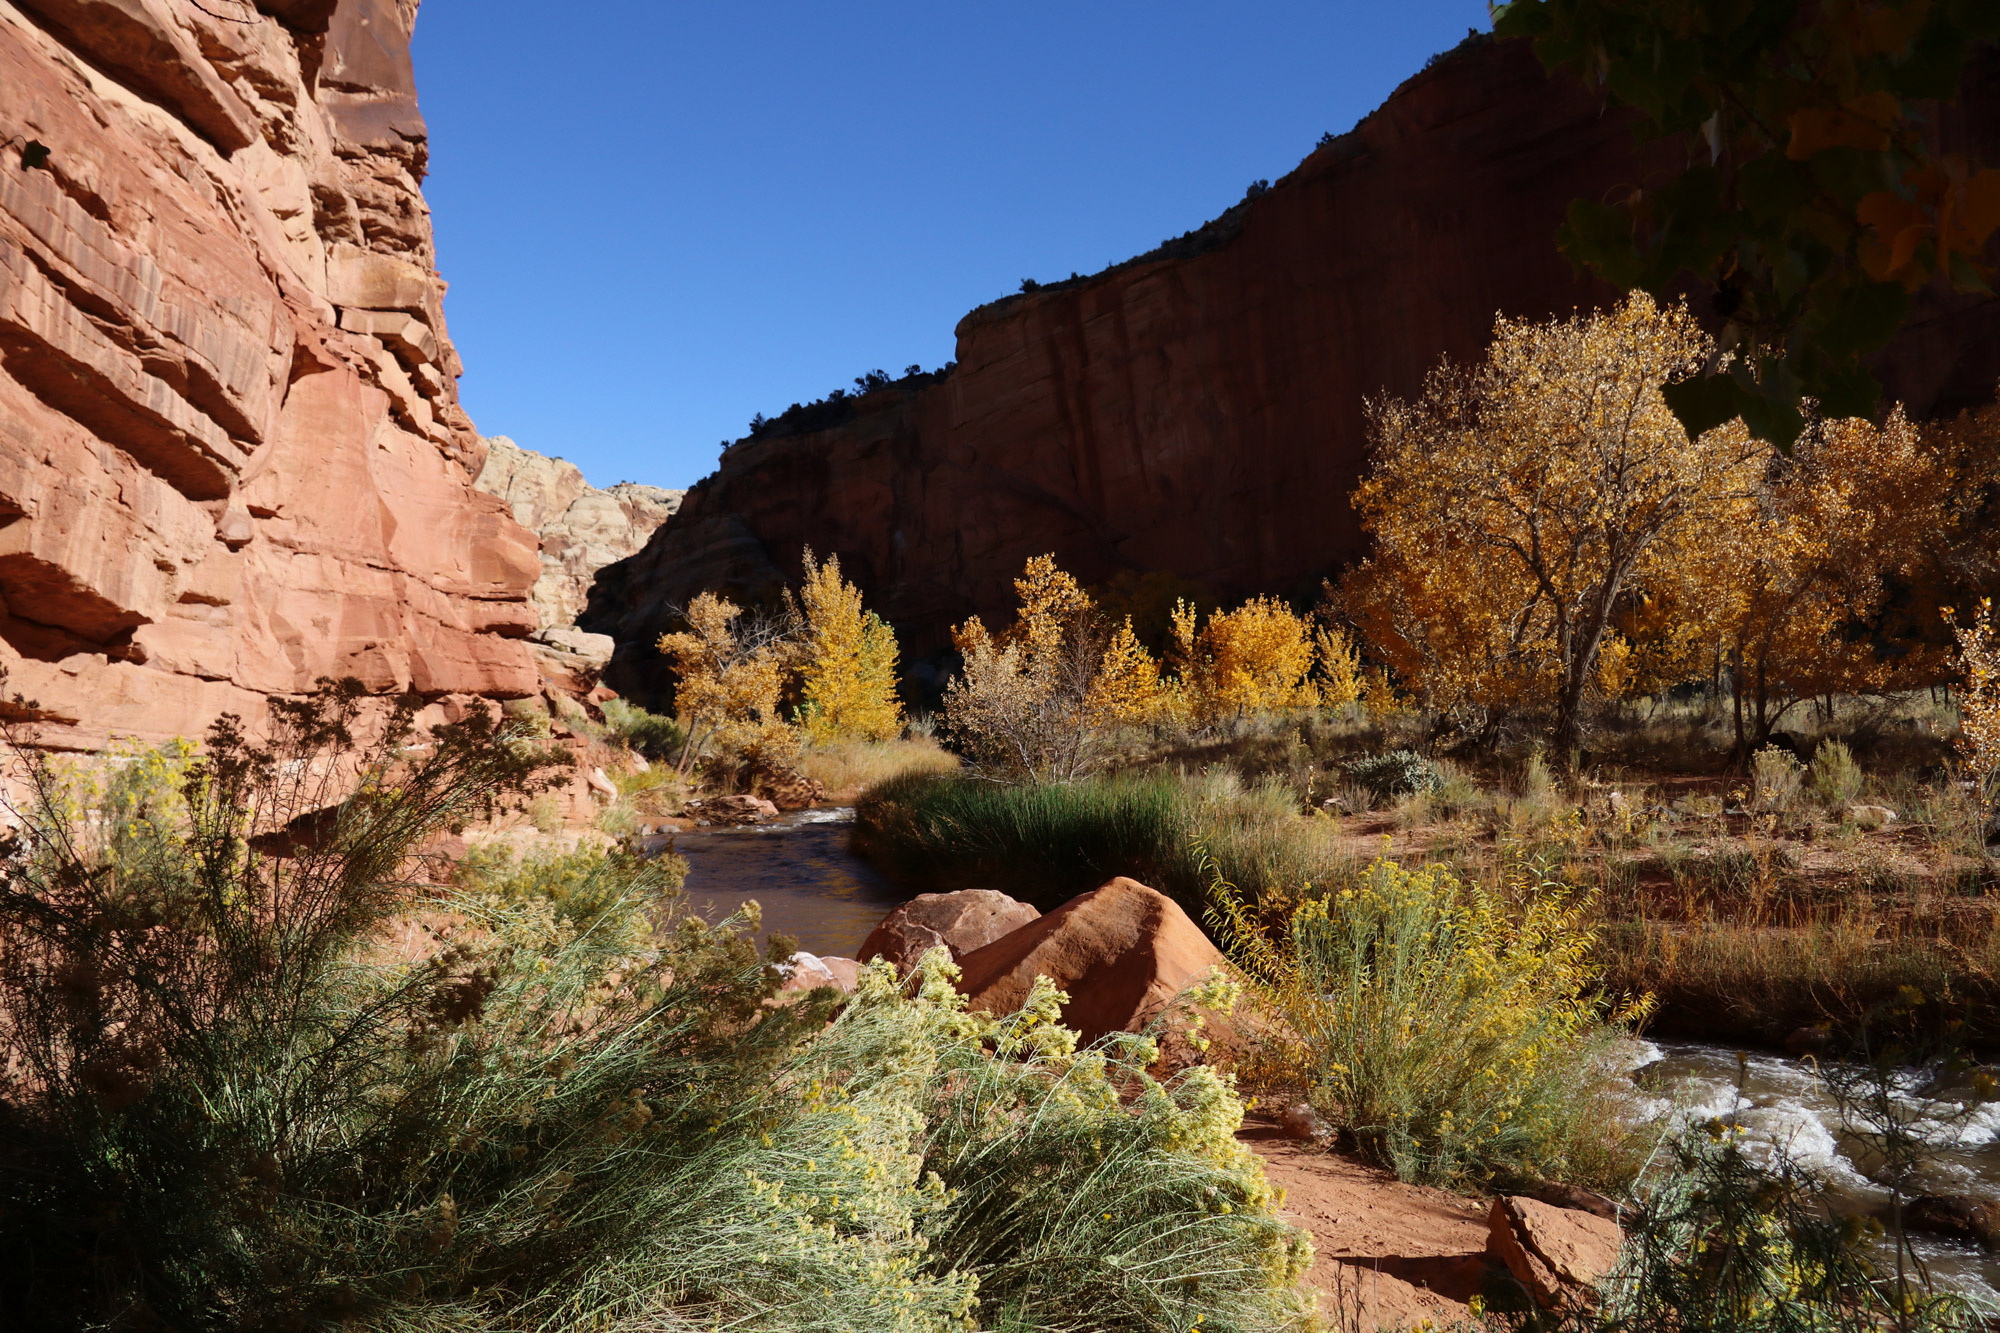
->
0 687 1313 1333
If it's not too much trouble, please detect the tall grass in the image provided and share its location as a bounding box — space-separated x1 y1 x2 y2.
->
854 771 1202 911
853 769 1353 915
793 734 960 797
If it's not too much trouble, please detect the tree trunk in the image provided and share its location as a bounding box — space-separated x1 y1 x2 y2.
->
1730 646 1747 763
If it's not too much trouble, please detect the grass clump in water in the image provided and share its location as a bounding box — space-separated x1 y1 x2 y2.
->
854 768 1353 916
853 770 1200 911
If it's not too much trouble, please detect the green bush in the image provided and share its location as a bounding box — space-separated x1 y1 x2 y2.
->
0 685 1314 1332
1751 744 1806 812
1212 854 1650 1188
1343 748 1443 799
601 696 685 759
1809 738 1865 808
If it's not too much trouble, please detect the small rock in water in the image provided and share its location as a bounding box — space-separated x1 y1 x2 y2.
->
1905 1195 2000 1250
1785 1024 1834 1058
779 951 838 991
685 794 780 825
777 953 861 998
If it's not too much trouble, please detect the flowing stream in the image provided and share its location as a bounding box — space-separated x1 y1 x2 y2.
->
644 813 2000 1301
1629 1041 2000 1304
665 807 905 957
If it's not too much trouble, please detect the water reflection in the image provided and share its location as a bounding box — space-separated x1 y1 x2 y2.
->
662 808 907 957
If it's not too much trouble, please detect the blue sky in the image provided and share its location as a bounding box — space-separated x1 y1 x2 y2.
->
414 2 1489 491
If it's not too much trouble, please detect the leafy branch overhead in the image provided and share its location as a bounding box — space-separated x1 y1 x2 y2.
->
1493 0 2000 446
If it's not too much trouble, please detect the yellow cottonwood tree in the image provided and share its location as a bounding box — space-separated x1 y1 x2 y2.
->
794 549 903 743
656 593 797 774
1340 292 1768 757
1086 616 1168 726
1709 409 1953 749
1168 596 1320 726
1313 624 1363 710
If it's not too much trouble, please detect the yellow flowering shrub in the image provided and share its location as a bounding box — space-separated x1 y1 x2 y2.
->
884 952 1318 1331
1212 855 1650 1186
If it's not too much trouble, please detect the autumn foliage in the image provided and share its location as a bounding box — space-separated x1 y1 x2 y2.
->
1337 290 1972 758
944 556 1350 779
657 550 903 772
1340 293 1766 756
795 550 903 744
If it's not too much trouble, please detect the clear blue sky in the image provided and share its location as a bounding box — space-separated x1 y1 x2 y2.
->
414 2 1489 491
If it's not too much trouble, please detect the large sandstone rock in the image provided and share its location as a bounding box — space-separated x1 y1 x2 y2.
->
954 877 1225 1043
0 0 542 749
858 889 1041 974
473 436 682 636
586 38 2000 695
1486 1195 1622 1311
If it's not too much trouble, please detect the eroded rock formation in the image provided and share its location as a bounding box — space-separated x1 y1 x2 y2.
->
587 36 2000 704
473 436 681 637
0 0 541 748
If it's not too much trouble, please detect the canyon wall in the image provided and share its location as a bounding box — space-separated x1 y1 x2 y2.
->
474 437 681 637
473 435 680 692
0 0 542 748
587 36 2000 706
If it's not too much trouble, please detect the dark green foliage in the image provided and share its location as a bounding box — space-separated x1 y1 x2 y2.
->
742 364 954 443
1493 0 2000 446
598 696 684 759
1343 748 1444 798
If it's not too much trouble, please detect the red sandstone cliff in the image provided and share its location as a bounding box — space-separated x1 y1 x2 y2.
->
0 0 541 748
586 35 2000 704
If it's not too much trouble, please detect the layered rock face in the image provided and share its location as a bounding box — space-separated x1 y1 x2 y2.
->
0 0 542 748
473 436 681 637
587 36 2000 704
